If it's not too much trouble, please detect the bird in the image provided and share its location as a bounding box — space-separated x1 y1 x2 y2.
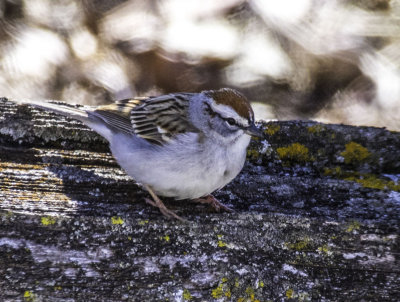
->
15 88 263 221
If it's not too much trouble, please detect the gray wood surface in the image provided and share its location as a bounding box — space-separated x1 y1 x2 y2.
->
0 97 399 301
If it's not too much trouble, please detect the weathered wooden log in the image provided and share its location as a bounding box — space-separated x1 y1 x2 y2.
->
0 97 399 301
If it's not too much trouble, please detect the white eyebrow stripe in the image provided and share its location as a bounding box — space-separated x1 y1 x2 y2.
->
210 103 250 125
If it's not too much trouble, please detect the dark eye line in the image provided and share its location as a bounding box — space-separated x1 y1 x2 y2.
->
225 117 236 126
204 102 216 117
204 103 240 126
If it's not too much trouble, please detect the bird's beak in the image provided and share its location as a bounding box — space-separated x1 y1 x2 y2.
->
245 123 264 138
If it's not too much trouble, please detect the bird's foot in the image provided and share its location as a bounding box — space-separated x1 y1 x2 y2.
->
144 185 187 222
193 194 234 212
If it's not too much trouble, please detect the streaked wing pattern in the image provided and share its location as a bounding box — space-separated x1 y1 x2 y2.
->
130 93 199 144
89 98 145 134
89 94 198 145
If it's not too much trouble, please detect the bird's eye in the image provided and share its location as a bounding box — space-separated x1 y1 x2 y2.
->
226 118 236 126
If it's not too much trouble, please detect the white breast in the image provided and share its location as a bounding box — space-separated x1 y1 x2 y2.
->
109 132 251 199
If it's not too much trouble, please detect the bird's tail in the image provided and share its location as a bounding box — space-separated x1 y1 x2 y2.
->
12 99 90 123
11 99 115 141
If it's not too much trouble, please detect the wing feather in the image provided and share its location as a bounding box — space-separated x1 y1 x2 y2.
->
130 93 199 144
88 98 143 134
88 94 199 145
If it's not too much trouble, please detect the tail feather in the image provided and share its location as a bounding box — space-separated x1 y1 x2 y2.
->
11 99 116 142
12 99 90 123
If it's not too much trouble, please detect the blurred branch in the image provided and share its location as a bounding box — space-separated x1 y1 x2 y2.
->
1 0 400 129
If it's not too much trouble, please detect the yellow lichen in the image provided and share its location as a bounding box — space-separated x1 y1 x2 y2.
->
41 216 56 226
247 148 260 160
211 278 230 299
183 289 193 300
346 174 400 191
307 124 325 134
217 235 227 248
138 219 149 225
211 283 224 299
286 238 310 251
323 166 342 176
346 221 361 233
211 278 265 301
276 143 309 162
163 235 170 242
265 124 280 136
286 288 294 299
217 240 227 248
24 290 32 298
111 216 124 225
245 287 255 300
324 167 400 191
245 286 262 301
23 290 34 301
341 142 370 164
317 244 331 255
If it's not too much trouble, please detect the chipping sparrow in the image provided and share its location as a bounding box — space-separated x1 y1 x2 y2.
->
17 88 263 221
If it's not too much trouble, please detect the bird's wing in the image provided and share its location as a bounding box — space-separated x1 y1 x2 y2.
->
89 98 145 134
90 94 199 145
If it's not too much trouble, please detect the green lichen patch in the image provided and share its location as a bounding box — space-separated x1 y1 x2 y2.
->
317 244 332 256
265 124 281 136
217 240 227 248
162 235 170 242
138 219 149 226
210 277 265 301
216 234 227 248
285 237 311 251
307 124 325 134
23 290 35 301
247 148 260 160
345 221 361 233
341 142 371 164
182 289 193 300
347 174 400 191
285 288 311 301
323 166 343 176
324 167 400 191
286 288 294 298
41 216 56 226
111 216 124 225
277 143 310 163
211 278 229 299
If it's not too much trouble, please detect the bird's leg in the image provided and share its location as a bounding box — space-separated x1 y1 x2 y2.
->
192 194 233 212
144 185 187 222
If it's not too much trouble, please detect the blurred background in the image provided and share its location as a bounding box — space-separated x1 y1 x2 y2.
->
1 0 400 130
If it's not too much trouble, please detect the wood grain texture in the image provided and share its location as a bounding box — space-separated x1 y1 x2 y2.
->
0 97 399 301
